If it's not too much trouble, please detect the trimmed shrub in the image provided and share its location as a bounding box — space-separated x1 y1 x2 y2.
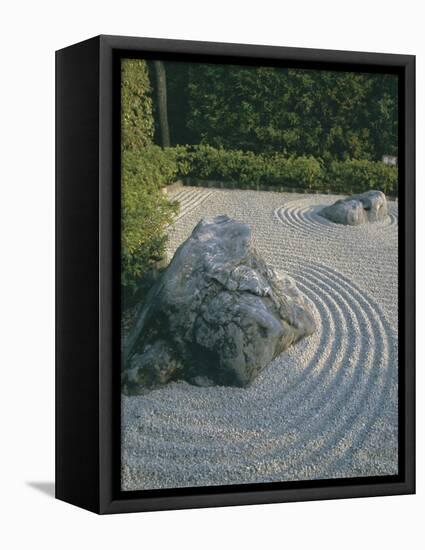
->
181 145 323 190
327 159 398 195
178 146 398 195
121 146 180 291
262 154 323 190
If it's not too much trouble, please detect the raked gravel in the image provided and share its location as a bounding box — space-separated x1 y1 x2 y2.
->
122 187 398 490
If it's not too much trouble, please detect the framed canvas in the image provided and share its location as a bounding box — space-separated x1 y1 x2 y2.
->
56 35 415 514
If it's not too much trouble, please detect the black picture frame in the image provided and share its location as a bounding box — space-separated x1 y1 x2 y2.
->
56 35 415 514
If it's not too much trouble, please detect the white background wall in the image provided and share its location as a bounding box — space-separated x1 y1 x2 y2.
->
0 0 422 548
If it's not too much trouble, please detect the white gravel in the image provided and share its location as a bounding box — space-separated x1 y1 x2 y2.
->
122 187 398 490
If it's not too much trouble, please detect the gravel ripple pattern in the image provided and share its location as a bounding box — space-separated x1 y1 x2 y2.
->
170 188 214 222
122 188 398 490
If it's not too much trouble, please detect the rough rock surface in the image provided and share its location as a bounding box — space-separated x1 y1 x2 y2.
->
122 215 315 392
319 190 388 225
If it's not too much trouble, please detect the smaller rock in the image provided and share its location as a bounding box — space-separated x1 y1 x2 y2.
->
320 190 389 226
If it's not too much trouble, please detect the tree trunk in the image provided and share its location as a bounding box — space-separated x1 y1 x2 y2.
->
153 60 170 147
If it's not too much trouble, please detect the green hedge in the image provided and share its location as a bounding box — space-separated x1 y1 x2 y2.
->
121 146 180 291
327 159 398 195
121 59 155 151
177 64 398 160
180 145 323 190
178 145 398 195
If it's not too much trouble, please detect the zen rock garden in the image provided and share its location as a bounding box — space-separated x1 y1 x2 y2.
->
119 57 400 489
122 215 316 393
320 190 389 225
122 190 391 395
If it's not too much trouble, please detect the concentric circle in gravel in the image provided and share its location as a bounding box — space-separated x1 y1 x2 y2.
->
121 188 398 490
274 196 398 241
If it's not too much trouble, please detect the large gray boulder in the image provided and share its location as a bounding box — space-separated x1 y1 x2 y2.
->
320 190 389 225
122 215 315 393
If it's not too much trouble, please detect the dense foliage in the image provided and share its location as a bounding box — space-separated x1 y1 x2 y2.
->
181 145 322 190
180 145 397 195
121 59 155 151
166 63 398 162
120 59 399 298
121 147 180 290
121 59 179 292
327 159 398 195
